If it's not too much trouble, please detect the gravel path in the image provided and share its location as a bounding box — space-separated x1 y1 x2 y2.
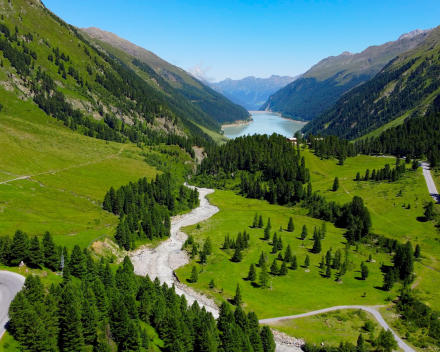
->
260 305 414 352
0 271 25 339
421 161 439 203
130 186 220 317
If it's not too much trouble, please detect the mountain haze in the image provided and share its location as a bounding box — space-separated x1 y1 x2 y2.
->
302 25 440 140
209 75 299 111
81 27 250 125
261 29 432 121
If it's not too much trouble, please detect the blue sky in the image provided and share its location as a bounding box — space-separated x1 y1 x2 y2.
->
43 0 440 82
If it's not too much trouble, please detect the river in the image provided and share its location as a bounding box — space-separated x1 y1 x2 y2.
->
222 111 306 139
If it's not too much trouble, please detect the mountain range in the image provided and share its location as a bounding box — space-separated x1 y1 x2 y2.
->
261 28 432 121
208 75 300 111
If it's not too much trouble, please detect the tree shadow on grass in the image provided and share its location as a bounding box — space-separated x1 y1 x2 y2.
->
374 286 387 292
417 216 428 222
251 282 261 288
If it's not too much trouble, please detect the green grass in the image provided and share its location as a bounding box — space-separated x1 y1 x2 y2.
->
268 309 379 347
197 124 230 145
0 332 21 352
176 190 399 319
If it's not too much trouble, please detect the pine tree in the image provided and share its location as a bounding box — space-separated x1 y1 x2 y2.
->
414 244 421 258
199 250 207 264
69 245 86 279
253 213 258 228
424 201 435 220
258 215 264 228
376 329 398 352
300 225 308 240
312 233 322 254
270 259 279 275
190 266 198 283
361 262 369 280
279 261 288 276
284 245 292 263
304 255 310 268
291 255 298 270
271 232 278 249
383 270 395 291
259 261 269 287
247 264 257 281
203 236 213 255
320 222 326 239
233 284 242 306
231 247 242 262
333 177 339 192
357 334 365 352
27 236 44 268
260 325 276 352
267 218 271 231
60 284 85 351
287 217 294 232
264 226 270 240
326 265 331 278
320 256 325 269
355 172 361 181
10 230 29 266
258 251 266 267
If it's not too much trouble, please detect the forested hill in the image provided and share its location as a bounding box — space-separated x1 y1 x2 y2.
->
0 0 222 146
302 25 440 140
261 29 431 121
81 27 251 125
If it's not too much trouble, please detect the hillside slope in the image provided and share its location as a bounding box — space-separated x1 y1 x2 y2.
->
81 27 250 125
261 29 432 121
209 75 299 111
302 25 440 140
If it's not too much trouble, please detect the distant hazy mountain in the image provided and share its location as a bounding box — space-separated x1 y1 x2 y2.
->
261 28 432 121
209 75 300 111
81 27 250 125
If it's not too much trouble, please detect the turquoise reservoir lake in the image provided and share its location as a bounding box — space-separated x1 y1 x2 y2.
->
222 112 306 139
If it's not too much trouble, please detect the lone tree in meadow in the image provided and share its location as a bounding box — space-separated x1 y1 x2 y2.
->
300 225 308 240
333 177 339 192
190 266 198 283
233 284 242 306
264 226 271 240
414 244 421 259
284 245 293 263
258 251 266 267
312 233 322 254
253 213 258 228
326 264 331 278
424 201 435 221
267 218 272 231
304 255 310 268
231 247 242 263
355 172 361 181
247 264 257 281
361 262 369 280
287 217 294 232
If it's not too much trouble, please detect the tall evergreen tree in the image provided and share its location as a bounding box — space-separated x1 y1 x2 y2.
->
27 236 44 268
279 261 288 276
233 284 242 306
312 233 322 254
247 264 257 282
361 262 369 280
300 225 308 240
333 177 339 192
253 213 258 228
258 215 264 228
414 244 421 259
270 259 279 275
259 261 269 288
190 266 198 283
304 255 310 268
260 326 276 352
231 247 243 263
287 217 294 232
10 230 29 266
69 245 86 279
284 245 293 263
291 255 298 270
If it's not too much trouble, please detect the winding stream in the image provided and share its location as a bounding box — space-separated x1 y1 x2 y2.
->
130 186 220 318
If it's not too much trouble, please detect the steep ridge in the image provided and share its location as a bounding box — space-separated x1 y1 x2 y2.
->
81 27 250 125
209 75 299 111
261 29 432 121
302 25 440 140
0 0 223 146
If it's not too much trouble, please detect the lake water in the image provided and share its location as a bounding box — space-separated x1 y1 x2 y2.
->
222 112 306 139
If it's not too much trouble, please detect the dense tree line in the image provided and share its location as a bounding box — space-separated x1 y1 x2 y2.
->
103 173 199 250
355 162 408 183
4 233 276 352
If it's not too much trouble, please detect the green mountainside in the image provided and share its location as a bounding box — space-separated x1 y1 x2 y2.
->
261 29 431 121
302 25 440 140
81 27 250 125
0 0 226 148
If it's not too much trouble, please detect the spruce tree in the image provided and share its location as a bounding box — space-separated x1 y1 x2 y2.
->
355 172 361 181
424 201 435 220
383 270 395 291
27 236 44 268
312 233 322 254
253 213 258 228
231 247 242 262
69 245 86 279
326 264 331 278
320 222 326 239
333 177 339 192
361 262 369 280
259 261 269 287
258 215 264 228
291 255 298 270
300 225 308 240
264 226 270 240
270 259 279 275
258 251 266 267
233 284 242 306
320 256 325 269
190 266 198 283
287 217 294 232
209 279 216 289
203 236 213 255
414 244 421 258
260 325 276 352
304 255 310 268
267 218 271 231
279 261 288 276
10 229 29 266
247 264 257 281
284 245 292 263
357 334 365 352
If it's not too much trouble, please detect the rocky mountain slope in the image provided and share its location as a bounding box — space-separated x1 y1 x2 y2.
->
261 29 432 121
302 26 440 140
81 27 250 125
209 75 299 111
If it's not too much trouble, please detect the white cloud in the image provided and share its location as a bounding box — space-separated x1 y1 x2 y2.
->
188 62 214 82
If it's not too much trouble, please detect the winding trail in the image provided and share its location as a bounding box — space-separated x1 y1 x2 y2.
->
130 186 220 317
0 271 25 339
260 305 414 352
